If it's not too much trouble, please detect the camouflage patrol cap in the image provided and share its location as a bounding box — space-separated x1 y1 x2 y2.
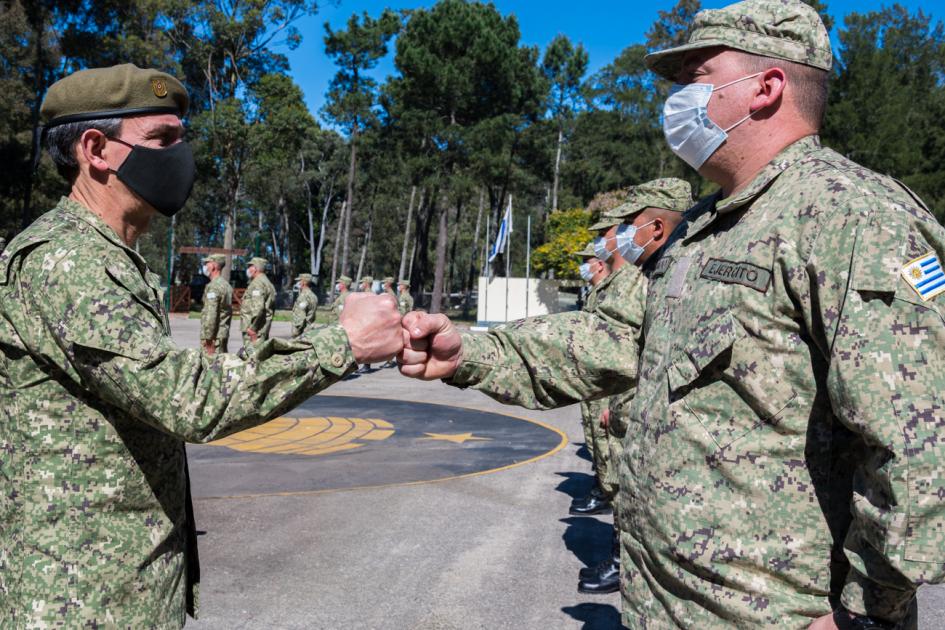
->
203 254 226 267
573 242 598 259
645 0 832 81
383 276 395 285
398 279 410 287
338 275 352 286
589 178 694 230
41 64 189 128
249 257 268 271
358 276 374 286
295 273 312 283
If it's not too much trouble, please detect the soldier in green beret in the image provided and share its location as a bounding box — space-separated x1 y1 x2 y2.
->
332 275 352 317
240 256 275 346
397 279 414 315
200 253 233 355
403 0 945 626
291 273 318 338
0 63 403 629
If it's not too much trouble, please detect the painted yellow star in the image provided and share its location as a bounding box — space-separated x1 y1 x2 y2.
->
420 432 492 444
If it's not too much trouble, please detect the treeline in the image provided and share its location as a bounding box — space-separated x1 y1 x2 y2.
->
1 0 943 311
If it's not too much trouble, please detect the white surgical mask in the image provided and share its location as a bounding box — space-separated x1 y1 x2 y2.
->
203 265 212 276
662 72 763 170
245 268 253 280
593 236 613 262
614 221 654 265
579 262 595 282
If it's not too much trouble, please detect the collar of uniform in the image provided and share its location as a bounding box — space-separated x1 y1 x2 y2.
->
716 135 822 215
595 263 627 293
58 196 148 266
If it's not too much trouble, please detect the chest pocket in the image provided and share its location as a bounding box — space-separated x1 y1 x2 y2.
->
667 311 797 450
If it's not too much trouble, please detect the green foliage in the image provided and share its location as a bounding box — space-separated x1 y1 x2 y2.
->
532 208 593 279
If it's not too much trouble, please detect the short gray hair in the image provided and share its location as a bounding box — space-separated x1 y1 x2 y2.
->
44 118 123 180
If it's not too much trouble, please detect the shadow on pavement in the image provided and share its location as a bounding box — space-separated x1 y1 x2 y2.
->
560 516 613 570
555 471 596 502
561 602 625 629
575 443 592 462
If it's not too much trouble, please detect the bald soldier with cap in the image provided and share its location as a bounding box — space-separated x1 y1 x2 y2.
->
291 273 318 337
0 64 403 628
241 255 275 345
200 253 233 354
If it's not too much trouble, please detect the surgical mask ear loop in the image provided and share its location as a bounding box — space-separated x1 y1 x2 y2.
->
713 72 765 133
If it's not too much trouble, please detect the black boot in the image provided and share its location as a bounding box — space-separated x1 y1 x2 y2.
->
569 493 611 515
571 486 605 509
579 530 619 579
578 558 620 594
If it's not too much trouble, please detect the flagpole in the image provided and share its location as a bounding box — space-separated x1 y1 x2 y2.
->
505 195 512 324
483 213 490 326
525 213 531 318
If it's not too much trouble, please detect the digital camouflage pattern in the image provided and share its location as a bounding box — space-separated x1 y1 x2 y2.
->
332 289 350 317
618 135 945 627
579 278 606 464
0 197 357 628
645 0 833 81
291 286 318 337
200 274 232 352
449 264 645 412
398 289 414 316
240 271 275 343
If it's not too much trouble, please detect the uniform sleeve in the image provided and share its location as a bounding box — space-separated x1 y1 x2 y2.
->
19 257 357 444
806 201 945 622
447 311 638 410
240 286 257 330
200 288 219 341
291 301 305 337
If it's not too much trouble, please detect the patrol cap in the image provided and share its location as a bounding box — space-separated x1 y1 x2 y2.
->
398 279 410 287
338 275 352 286
572 242 598 259
358 276 374 285
382 276 394 285
589 178 693 230
203 254 226 267
645 0 832 81
41 64 189 128
249 257 268 271
295 273 312 283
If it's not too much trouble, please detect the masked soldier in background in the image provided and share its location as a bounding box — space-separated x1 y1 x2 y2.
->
241 256 275 346
333 274 352 317
200 253 232 354
397 279 414 315
291 273 318 338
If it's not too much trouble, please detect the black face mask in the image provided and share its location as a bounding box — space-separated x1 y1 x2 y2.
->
108 137 196 217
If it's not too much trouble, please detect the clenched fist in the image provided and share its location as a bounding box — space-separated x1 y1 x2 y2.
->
339 293 403 364
398 311 463 380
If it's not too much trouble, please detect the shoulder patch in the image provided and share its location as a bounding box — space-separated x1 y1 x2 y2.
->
700 258 771 294
901 252 945 301
206 291 217 300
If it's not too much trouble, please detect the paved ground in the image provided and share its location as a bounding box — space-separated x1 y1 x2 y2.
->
170 316 945 630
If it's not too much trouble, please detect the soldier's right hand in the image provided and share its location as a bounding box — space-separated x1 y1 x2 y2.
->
399 311 462 380
339 293 404 364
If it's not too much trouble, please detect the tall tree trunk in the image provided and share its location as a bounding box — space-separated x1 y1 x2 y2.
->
313 182 334 283
430 204 449 315
223 209 235 282
446 199 463 301
397 186 417 281
464 189 485 315
329 200 346 299
355 218 372 284
340 131 358 278
415 188 436 298
551 126 563 213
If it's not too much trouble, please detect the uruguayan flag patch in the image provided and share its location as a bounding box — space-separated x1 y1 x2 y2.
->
901 252 945 301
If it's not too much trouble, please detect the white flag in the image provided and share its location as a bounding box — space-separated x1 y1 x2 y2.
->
488 198 513 263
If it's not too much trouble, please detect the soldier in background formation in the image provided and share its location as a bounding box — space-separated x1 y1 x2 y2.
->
332 274 352 316
291 273 318 338
382 276 396 300
241 256 275 346
358 275 374 294
0 63 403 628
569 241 611 517
401 0 945 626
199 253 233 355
397 279 414 315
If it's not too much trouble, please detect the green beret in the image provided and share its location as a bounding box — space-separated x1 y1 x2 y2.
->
249 257 268 271
203 254 226 267
41 64 189 128
646 0 832 81
358 276 374 286
589 178 694 230
572 242 598 259
295 273 312 283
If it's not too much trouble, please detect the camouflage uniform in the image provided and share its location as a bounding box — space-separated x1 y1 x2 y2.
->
382 276 397 301
240 262 275 345
397 281 414 316
578 278 605 461
200 273 232 353
291 284 318 338
0 197 356 628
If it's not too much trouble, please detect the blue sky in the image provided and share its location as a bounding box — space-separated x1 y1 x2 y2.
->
284 0 942 121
